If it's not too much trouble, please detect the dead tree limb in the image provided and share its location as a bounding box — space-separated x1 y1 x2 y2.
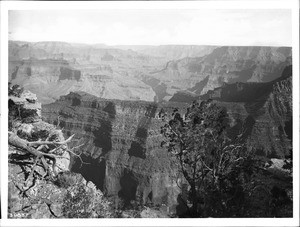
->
27 134 75 146
8 132 85 183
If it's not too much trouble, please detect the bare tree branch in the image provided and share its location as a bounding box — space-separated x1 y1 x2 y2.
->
8 132 81 181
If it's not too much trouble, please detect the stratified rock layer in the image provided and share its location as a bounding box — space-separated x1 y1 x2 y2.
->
42 64 292 212
152 46 291 100
9 41 292 103
171 65 293 158
43 94 187 212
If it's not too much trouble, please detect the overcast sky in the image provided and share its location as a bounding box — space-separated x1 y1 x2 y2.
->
9 9 292 46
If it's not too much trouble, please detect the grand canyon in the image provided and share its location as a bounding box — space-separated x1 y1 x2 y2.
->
8 41 293 218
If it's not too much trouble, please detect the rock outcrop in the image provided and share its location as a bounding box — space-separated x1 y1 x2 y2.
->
8 165 112 218
8 88 113 219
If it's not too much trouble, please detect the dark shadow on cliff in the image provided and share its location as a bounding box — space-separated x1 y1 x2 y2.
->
118 169 138 207
59 67 81 81
92 101 116 155
71 154 106 191
188 75 209 95
11 66 19 80
284 116 293 141
72 101 116 191
128 104 157 159
175 193 190 218
227 116 256 143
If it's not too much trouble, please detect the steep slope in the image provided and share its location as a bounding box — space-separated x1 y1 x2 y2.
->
42 93 188 213
41 66 292 214
151 46 291 100
10 41 291 103
171 65 293 157
9 41 176 104
9 58 156 104
244 66 292 158
8 88 113 219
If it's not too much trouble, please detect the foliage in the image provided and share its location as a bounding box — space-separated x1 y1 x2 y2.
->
283 149 293 174
160 99 267 217
55 172 78 188
62 184 93 218
62 182 114 218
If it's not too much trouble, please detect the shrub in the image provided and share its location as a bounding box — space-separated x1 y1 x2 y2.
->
62 184 92 218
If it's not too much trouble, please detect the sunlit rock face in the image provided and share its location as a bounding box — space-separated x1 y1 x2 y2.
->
42 93 188 212
9 58 156 104
9 41 291 104
9 41 166 104
151 46 291 100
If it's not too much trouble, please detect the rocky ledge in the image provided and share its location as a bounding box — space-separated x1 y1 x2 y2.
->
8 87 114 218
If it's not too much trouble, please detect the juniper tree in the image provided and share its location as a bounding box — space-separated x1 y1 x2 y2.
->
161 99 253 217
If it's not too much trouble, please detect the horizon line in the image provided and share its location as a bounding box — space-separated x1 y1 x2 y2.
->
9 39 292 48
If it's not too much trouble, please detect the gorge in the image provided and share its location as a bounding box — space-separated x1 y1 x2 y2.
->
8 41 293 217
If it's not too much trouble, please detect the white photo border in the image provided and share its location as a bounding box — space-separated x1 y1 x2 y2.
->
1 1 299 226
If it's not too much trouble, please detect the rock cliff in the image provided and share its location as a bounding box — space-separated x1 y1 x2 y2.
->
42 94 188 213
152 46 291 100
42 62 292 211
9 58 156 104
8 87 114 219
9 41 291 104
9 41 165 104
171 65 293 158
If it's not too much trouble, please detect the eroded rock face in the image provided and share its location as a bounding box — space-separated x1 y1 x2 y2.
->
8 88 114 219
42 67 292 213
246 67 292 158
9 41 166 104
8 163 112 218
171 66 293 158
152 46 291 100
9 58 157 104
42 93 187 213
9 89 42 123
215 66 292 158
9 41 292 104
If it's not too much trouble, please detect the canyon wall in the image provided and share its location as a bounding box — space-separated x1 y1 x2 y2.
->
9 58 156 104
11 41 292 214
171 65 293 158
42 64 292 212
9 41 291 104
42 94 188 212
152 46 291 100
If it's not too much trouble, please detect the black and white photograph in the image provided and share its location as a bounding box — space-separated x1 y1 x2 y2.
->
0 0 299 226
